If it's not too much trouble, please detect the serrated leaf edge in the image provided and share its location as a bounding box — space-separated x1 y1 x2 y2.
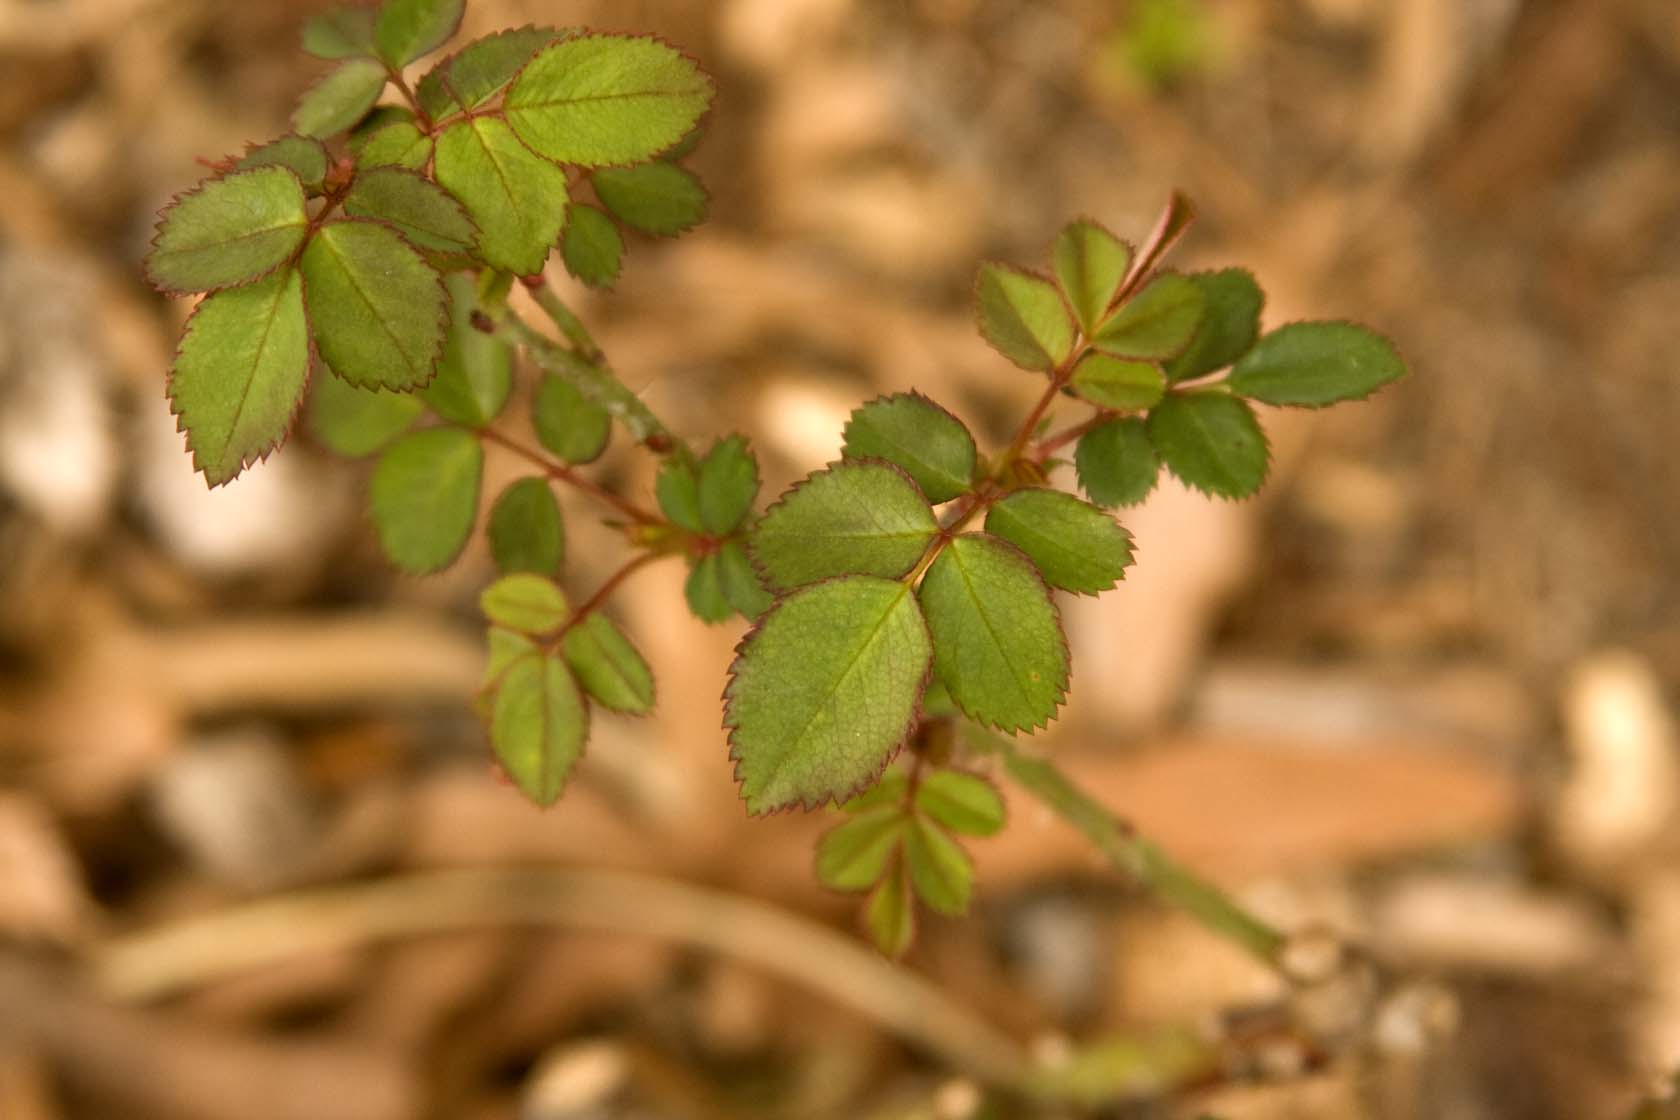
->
144 166 311 298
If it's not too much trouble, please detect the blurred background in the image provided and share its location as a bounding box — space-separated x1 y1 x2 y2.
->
1 0 1678 1116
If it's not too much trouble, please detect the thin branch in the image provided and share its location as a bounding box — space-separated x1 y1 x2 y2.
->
477 427 660 525
384 65 430 130
554 553 663 640
1033 410 1114 460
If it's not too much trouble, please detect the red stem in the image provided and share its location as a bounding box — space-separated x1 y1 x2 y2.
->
478 428 661 526
554 553 661 640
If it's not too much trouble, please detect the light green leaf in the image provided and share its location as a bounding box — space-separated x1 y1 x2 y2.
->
816 808 906 891
343 168 477 253
481 572 570 632
488 651 586 806
487 477 564 575
504 34 714 167
915 771 1005 837
482 626 539 689
1068 352 1166 411
726 577 933 814
168 268 310 486
592 162 708 236
1075 417 1160 508
302 8 376 59
1146 391 1269 499
301 220 447 390
1227 321 1405 407
353 120 433 170
533 374 611 464
422 274 513 426
375 0 464 67
1053 219 1133 335
561 204 624 289
370 426 483 572
984 488 1133 595
698 435 758 534
904 818 972 916
292 58 387 139
307 371 423 458
866 860 914 958
918 534 1068 732
843 772 910 813
434 117 570 275
1093 272 1205 360
563 613 654 714
717 540 772 620
751 461 938 592
1163 268 1263 383
146 167 308 294
840 393 976 504
684 552 732 624
417 25 564 119
656 458 703 533
976 263 1076 372
235 136 329 192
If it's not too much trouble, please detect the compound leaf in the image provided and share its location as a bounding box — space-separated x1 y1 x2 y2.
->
561 203 624 289
292 58 387 138
918 534 1068 732
1093 271 1205 360
417 25 564 119
915 771 1005 837
534 375 612 464
1146 391 1268 499
302 7 377 59
375 0 465 67
423 273 513 426
1227 321 1405 407
866 860 914 958
1068 352 1166 411
751 461 937 592
840 393 976 504
353 119 433 169
168 267 310 486
488 651 586 806
727 577 932 814
698 435 758 534
235 135 329 192
684 552 731 623
504 34 714 167
434 117 569 275
592 162 708 236
370 426 483 572
976 263 1075 372
481 572 570 632
717 540 773 620
343 167 477 253
1053 219 1133 335
563 613 654 714
487 477 564 575
307 371 423 458
816 807 905 891
904 817 972 916
146 167 308 294
984 488 1133 595
1075 417 1160 508
300 219 447 390
1163 268 1263 383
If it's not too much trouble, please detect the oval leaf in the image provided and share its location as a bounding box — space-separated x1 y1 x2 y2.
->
1053 218 1133 335
717 540 773 620
976 263 1075 372
984 488 1134 595
1068 352 1166 411
354 120 433 170
698 435 759 535
487 477 564 575
904 818 972 917
750 461 938 592
307 371 423 458
915 771 1005 837
1163 268 1263 383
1075 417 1160 508
375 0 465 67
434 117 570 275
563 613 655 714
146 167 308 294
1227 321 1405 407
1093 271 1206 360
816 807 905 891
418 26 567 120
343 167 477 253
561 203 624 289
301 219 448 391
481 573 570 632
423 274 513 426
235 135 329 192
840 393 977 505
592 162 708 236
866 860 915 958
292 57 387 138
1146 391 1269 499
534 374 612 464
370 426 483 572
683 551 731 624
488 651 587 807
302 8 376 59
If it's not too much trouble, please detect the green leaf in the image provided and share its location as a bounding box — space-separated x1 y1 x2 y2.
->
487 651 586 806
561 204 624 289
292 58 387 138
370 426 483 572
840 393 976 505
487 477 564 575
976 263 1076 372
301 221 447 391
417 25 564 119
235 136 329 192
481 572 570 632
342 168 477 253
168 268 310 486
374 0 464 67
1093 272 1205 360
353 120 433 170
698 436 758 534
1226 321 1405 407
1068 352 1166 411
717 540 773 620
904 818 972 916
504 34 714 167
656 458 704 533
918 534 1068 732
146 167 308 294
483 626 539 689
434 117 570 275
866 860 914 958
533 375 612 464
915 771 1005 837
307 371 423 458
843 772 910 813
302 8 376 59
1146 391 1268 499
726 577 933 813
1053 219 1133 336
751 461 938 592
984 488 1133 595
1163 268 1263 383
422 274 513 426
591 162 708 236
1075 417 1160 508
563 614 654 714
684 552 732 624
816 808 905 891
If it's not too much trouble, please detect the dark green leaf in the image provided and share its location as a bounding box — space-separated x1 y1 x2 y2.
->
592 162 708 236
235 136 329 192
374 0 464 67
307 371 423 458
984 488 1133 595
302 8 376 59
918 534 1068 732
353 119 433 170
560 204 624 289
751 461 938 592
684 552 732 623
422 273 513 426
300 220 447 391
1068 352 1166 410
656 458 703 532
370 426 483 572
1075 417 1160 508
481 572 570 632
1226 321 1406 407
533 375 612 464
726 577 932 813
417 25 564 119
915 771 1005 837
1053 219 1133 335
1094 271 1205 360
292 58 387 138
434 117 570 275
1146 391 1268 499
698 436 758 534
866 860 914 958
504 34 714 167
717 540 772 620
840 393 976 504
168 268 310 486
1163 269 1263 383
487 477 564 575
976 263 1075 372
904 818 972 916
563 614 654 714
816 808 905 891
487 651 586 806
146 167 308 294
343 168 477 253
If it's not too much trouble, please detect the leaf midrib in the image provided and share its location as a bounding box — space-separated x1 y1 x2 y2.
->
314 225 422 375
215 271 295 471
